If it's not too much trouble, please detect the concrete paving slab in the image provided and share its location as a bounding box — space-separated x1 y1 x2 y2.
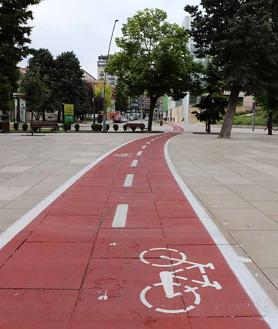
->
229 231 278 268
211 208 278 231
250 200 278 216
0 166 32 173
3 193 49 209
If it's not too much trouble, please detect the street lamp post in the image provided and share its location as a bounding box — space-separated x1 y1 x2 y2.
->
102 19 119 133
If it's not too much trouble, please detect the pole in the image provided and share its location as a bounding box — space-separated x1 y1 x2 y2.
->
252 102 256 132
102 19 119 133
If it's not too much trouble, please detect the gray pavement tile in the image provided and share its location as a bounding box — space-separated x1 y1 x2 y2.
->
0 186 30 201
250 200 278 216
263 269 278 289
229 231 278 268
4 193 49 209
0 166 32 174
198 194 252 210
227 184 278 201
0 209 28 230
211 208 278 231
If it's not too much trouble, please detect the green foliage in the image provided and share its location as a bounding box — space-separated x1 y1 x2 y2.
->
63 123 71 131
107 8 198 130
22 123 28 131
0 0 40 112
21 49 91 121
114 79 129 113
20 68 50 120
13 122 19 131
192 62 228 133
74 123 80 131
185 0 278 138
113 123 119 132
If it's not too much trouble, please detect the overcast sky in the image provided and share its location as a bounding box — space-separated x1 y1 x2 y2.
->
23 0 200 77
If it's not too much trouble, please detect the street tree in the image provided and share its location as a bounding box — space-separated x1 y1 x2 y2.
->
22 49 55 120
185 0 277 138
52 52 87 121
20 70 49 120
114 79 129 113
0 0 40 113
107 8 197 131
192 62 228 133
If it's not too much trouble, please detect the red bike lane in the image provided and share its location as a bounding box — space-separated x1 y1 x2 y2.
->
0 126 272 329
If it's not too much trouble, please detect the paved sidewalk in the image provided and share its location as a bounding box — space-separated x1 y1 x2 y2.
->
0 125 274 328
169 126 278 308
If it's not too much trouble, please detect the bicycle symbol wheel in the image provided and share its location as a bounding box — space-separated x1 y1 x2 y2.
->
139 248 187 267
140 283 201 314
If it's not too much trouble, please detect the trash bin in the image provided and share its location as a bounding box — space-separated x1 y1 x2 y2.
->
0 113 10 133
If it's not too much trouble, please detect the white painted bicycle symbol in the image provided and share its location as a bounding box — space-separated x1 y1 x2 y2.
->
139 248 222 314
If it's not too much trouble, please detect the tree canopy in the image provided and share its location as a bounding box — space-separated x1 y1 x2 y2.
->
21 49 92 122
192 62 228 133
0 0 40 113
185 0 278 138
107 8 198 131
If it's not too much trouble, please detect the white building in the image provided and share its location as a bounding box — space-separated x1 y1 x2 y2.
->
97 55 116 86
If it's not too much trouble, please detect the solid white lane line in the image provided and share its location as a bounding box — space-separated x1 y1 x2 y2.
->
142 145 147 149
112 204 128 228
164 138 278 329
124 174 134 187
146 142 151 145
131 160 138 167
137 151 143 156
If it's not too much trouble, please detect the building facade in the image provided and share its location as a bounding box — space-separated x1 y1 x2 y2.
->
97 55 116 86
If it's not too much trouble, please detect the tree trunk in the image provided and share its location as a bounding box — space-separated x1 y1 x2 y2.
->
206 119 211 134
267 112 273 135
147 96 158 131
218 87 240 139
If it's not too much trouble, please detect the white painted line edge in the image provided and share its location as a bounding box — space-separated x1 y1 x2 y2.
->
131 160 139 168
112 204 129 228
124 174 134 187
141 145 147 149
137 151 143 156
164 137 278 328
0 139 139 250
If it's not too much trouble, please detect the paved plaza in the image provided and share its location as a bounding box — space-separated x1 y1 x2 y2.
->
0 124 277 328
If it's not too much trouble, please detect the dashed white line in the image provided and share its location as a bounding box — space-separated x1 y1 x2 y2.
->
142 146 147 149
131 160 139 167
124 174 134 187
147 142 151 145
112 204 129 228
137 151 143 156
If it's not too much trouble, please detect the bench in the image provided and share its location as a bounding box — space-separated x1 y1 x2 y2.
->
30 121 59 133
123 123 145 132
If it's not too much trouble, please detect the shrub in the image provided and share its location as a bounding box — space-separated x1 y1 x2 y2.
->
63 123 71 131
98 124 103 132
106 124 110 132
113 123 119 132
13 122 19 131
22 123 28 131
91 123 98 132
123 124 127 132
140 124 145 132
131 126 136 132
74 123 80 132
